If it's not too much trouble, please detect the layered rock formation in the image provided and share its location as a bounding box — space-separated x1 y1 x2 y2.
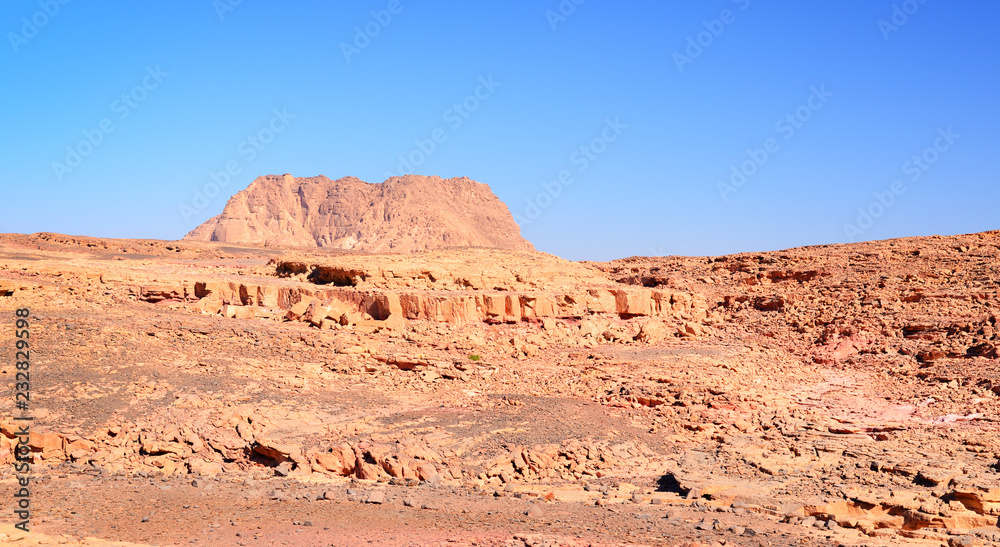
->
184 174 533 253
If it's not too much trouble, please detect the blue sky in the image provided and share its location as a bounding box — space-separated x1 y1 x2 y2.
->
2 1 997 261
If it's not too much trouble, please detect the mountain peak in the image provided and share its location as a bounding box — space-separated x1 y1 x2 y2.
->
183 174 534 252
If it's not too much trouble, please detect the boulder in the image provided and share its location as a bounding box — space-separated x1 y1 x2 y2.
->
635 320 668 344
28 431 65 460
195 297 224 315
189 459 224 476
680 321 704 338
314 451 351 476
382 313 406 332
286 299 313 321
234 306 256 320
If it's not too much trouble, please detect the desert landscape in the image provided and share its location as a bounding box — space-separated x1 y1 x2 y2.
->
1 174 998 546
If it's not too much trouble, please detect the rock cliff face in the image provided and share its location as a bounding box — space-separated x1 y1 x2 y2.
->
183 174 533 252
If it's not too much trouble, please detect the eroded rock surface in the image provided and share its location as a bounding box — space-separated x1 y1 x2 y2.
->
184 174 534 253
1 231 999 546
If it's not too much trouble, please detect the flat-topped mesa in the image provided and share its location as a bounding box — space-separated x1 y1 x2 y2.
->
183 174 534 253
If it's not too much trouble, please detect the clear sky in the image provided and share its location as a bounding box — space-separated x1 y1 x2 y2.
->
2 1 998 261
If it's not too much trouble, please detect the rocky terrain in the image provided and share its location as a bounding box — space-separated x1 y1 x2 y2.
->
184 174 534 253
1 230 999 546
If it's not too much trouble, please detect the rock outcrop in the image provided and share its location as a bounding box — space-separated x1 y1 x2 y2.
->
5 230 1000 545
183 174 533 253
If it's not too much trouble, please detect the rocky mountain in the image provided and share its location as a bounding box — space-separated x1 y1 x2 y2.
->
183 174 534 252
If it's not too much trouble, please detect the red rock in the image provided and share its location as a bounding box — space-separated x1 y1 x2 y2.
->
635 319 668 344
184 174 533 252
28 431 65 460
